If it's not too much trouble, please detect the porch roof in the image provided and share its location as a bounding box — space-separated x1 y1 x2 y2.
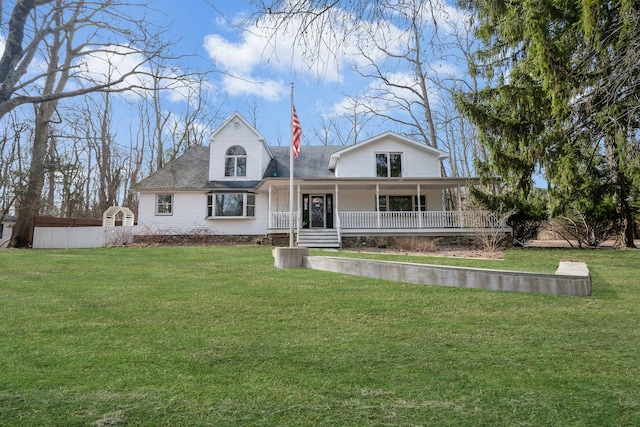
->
255 176 482 192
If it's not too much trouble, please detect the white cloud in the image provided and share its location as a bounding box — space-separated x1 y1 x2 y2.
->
221 74 286 101
203 7 388 100
323 69 444 122
203 1 472 111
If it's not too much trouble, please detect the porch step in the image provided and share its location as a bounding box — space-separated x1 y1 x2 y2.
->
297 229 341 248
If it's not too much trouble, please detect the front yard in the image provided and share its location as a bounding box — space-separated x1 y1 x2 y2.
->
0 246 638 425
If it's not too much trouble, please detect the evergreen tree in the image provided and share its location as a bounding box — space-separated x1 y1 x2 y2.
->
458 0 639 247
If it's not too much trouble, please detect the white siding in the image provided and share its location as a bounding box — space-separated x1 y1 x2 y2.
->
335 138 441 178
137 192 269 235
424 189 444 210
337 189 373 211
271 188 291 212
209 119 271 181
138 192 209 234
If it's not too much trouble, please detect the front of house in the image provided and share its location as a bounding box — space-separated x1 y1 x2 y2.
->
132 112 507 247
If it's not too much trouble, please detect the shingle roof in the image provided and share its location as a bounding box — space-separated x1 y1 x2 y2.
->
133 145 210 191
267 146 339 179
132 144 341 191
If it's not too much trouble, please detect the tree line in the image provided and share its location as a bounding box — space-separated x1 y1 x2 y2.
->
1 0 638 248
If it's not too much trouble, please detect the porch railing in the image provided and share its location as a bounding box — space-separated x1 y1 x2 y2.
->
269 212 299 229
269 211 505 230
342 211 505 229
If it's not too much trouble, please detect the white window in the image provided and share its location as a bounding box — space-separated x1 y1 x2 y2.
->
375 152 402 177
207 193 256 218
156 194 173 215
225 146 247 177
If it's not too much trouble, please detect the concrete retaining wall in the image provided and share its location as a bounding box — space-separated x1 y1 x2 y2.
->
303 256 591 296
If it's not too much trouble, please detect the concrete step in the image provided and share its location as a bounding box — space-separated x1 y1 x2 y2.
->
297 229 340 248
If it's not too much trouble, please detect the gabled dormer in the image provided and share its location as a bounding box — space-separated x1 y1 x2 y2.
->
328 132 449 178
208 112 273 181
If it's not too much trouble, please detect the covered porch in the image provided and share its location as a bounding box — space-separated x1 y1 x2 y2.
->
259 178 510 240
269 210 506 233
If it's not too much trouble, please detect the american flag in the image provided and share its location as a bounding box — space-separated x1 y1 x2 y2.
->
292 106 301 159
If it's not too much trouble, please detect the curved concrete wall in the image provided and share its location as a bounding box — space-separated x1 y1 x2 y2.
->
302 256 591 297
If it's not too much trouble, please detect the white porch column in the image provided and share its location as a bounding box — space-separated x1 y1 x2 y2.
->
268 185 272 229
418 184 427 228
417 184 423 229
376 184 381 229
335 184 340 231
457 184 463 228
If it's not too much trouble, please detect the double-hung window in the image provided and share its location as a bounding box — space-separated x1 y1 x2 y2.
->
156 194 173 215
375 152 402 177
225 146 247 177
207 193 256 218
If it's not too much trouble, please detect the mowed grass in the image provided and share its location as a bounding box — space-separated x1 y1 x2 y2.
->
0 246 639 426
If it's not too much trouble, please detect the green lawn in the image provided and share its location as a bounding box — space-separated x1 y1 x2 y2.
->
0 246 639 426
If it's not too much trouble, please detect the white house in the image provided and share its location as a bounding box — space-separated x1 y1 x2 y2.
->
132 112 507 247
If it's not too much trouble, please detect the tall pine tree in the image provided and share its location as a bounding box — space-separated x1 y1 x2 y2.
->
459 0 639 247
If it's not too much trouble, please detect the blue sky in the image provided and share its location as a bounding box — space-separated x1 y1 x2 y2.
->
137 0 473 149
0 0 472 152
144 0 345 146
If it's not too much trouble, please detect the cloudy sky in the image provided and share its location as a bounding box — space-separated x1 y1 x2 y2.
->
139 0 473 148
152 0 370 146
0 0 471 149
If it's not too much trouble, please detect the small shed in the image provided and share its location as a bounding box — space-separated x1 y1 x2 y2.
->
102 206 135 227
1 215 16 247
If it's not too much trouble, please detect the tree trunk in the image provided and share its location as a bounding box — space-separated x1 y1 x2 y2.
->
10 102 54 247
606 134 636 249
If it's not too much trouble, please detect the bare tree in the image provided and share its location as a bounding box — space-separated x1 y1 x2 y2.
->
86 91 124 214
164 76 222 162
251 0 480 179
6 0 171 247
0 112 30 224
0 0 168 119
314 96 379 146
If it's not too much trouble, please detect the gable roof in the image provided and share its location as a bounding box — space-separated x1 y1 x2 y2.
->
131 132 453 192
210 111 273 158
328 131 449 170
131 144 342 192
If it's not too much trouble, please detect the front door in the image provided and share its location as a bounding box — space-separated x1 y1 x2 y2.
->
310 195 325 228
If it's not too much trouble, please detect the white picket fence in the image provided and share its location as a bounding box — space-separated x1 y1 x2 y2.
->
33 226 139 249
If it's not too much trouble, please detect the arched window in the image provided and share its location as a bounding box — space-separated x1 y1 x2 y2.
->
225 145 247 177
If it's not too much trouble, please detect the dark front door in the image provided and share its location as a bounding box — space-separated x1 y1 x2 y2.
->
310 195 325 228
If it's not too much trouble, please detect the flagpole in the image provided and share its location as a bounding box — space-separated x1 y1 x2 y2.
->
289 82 295 247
